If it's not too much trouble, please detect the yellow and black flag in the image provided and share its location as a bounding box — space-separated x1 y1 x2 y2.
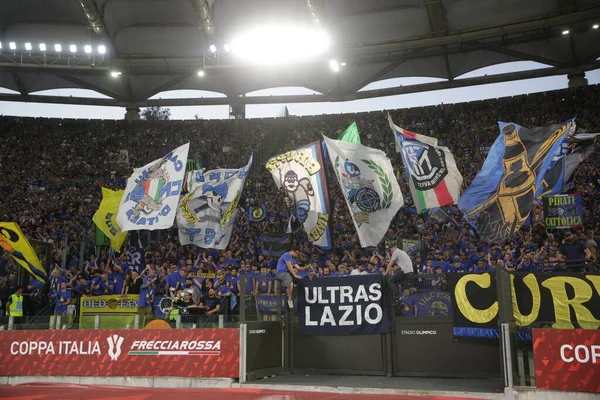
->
0 222 47 283
458 119 576 243
93 187 127 252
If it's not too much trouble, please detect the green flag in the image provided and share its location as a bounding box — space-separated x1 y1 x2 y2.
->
338 122 361 143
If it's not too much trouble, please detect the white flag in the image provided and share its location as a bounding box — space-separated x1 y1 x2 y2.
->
177 154 252 249
117 143 189 231
323 136 404 248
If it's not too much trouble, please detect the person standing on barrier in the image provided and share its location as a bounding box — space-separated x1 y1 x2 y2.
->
385 244 414 305
5 286 24 327
276 246 303 309
54 281 72 327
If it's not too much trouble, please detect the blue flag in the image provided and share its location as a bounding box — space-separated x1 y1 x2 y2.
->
458 119 575 243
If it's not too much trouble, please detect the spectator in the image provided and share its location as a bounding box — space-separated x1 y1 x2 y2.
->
54 281 72 326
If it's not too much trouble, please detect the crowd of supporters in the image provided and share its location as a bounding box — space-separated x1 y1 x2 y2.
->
1 84 599 322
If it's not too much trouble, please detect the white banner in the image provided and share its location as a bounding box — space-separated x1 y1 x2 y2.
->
265 142 332 249
323 136 404 248
117 143 189 231
177 154 252 249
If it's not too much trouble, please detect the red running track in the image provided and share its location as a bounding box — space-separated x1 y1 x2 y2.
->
0 383 481 400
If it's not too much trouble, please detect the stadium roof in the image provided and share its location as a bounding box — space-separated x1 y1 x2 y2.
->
1 0 600 108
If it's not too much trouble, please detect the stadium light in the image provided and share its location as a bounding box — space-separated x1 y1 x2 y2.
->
110 71 122 78
594 24 599 29
25 42 32 51
341 62 347 66
0 42 2 50
55 44 62 52
329 59 340 72
562 29 570 35
84 45 92 54
209 44 217 53
9 42 16 50
224 44 231 52
231 24 330 65
39 43 46 51
197 70 205 77
98 45 106 54
69 44 77 53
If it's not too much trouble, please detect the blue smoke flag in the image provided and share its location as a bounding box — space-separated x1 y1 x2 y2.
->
458 119 575 243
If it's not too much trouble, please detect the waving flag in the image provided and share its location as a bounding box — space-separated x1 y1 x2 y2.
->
93 188 127 252
458 120 575 243
266 142 332 249
323 136 403 248
117 143 189 231
389 114 463 213
248 204 267 222
338 122 361 144
178 154 252 249
0 222 47 282
536 132 597 198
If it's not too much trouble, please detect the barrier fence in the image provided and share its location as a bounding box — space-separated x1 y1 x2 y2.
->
1 267 598 393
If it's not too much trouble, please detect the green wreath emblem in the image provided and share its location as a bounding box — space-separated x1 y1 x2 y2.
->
361 159 393 210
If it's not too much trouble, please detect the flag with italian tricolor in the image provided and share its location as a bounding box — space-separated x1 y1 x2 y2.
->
388 114 463 214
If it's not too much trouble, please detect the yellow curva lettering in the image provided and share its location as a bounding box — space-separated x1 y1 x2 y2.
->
511 273 541 327
454 273 498 324
541 276 600 329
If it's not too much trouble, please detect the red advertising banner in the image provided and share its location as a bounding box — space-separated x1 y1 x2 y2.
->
0 328 239 378
533 328 600 393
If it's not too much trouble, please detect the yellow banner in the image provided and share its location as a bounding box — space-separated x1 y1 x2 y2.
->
92 188 127 252
79 294 140 315
79 314 137 329
0 222 47 282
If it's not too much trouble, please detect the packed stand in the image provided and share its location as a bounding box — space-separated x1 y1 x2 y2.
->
1 85 599 323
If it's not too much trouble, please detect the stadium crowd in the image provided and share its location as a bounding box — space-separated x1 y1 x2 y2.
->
1 84 599 322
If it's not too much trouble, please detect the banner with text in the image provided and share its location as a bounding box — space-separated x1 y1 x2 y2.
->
0 328 239 378
533 328 600 393
79 294 140 329
448 273 600 330
297 275 390 335
542 193 583 229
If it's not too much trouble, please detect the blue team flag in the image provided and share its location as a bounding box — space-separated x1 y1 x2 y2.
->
458 119 575 243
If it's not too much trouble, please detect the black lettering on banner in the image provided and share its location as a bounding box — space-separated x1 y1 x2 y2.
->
447 273 600 329
297 275 391 335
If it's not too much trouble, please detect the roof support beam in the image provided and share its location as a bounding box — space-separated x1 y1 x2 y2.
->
2 61 597 107
424 0 447 37
350 59 408 92
78 0 107 35
190 0 216 39
484 46 563 67
54 74 124 100
12 73 28 96
138 73 195 100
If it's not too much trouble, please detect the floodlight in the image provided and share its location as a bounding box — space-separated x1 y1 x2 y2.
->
110 71 122 78
341 62 347 66
84 45 92 54
55 44 62 52
224 44 231 52
69 44 77 53
25 42 32 51
231 25 330 65
197 70 205 77
9 42 16 50
594 24 599 29
329 59 340 72
209 44 217 53
39 43 46 51
0 42 2 50
562 30 570 35
98 45 106 54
